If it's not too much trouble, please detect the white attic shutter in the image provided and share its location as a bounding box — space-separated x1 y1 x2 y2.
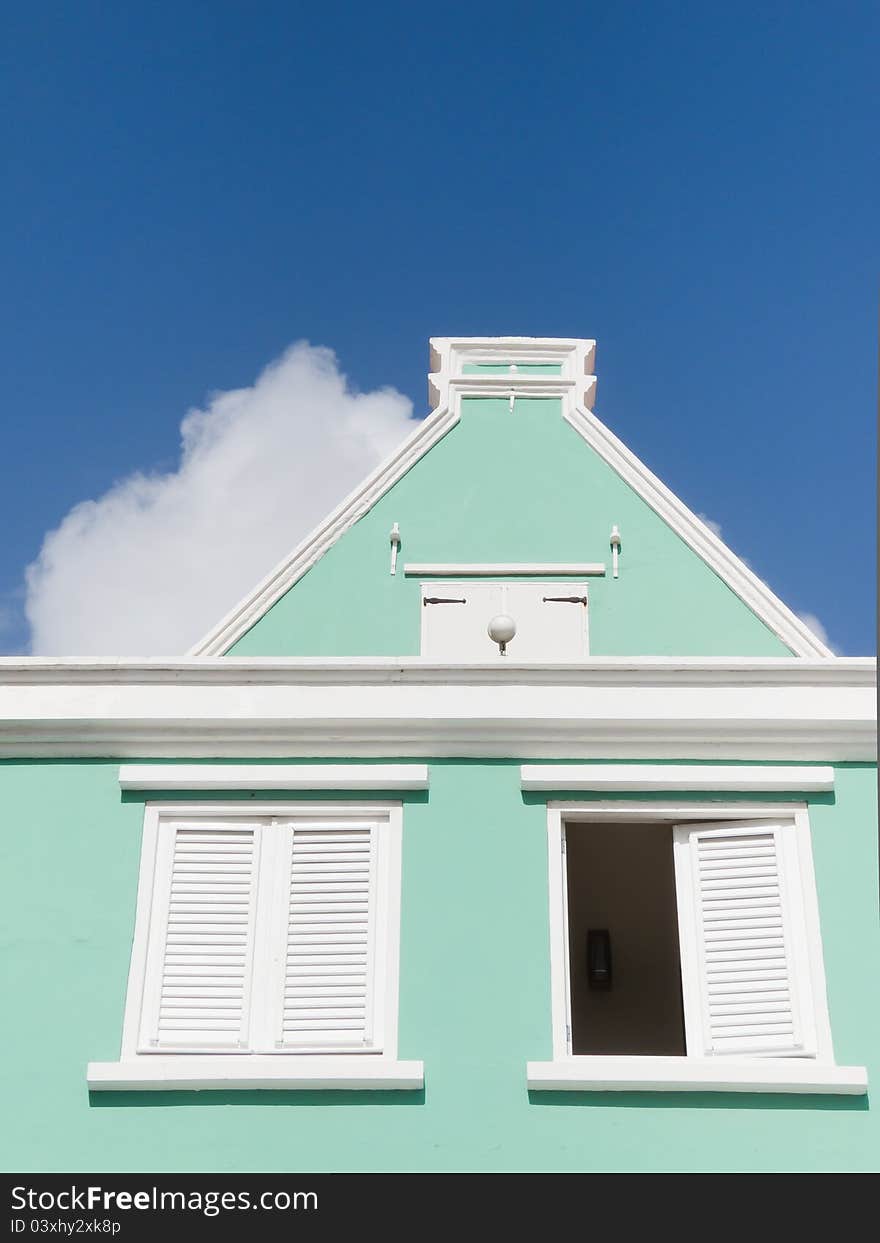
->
673 819 817 1058
274 820 379 1050
138 821 261 1051
420 583 496 659
508 582 589 658
420 580 589 659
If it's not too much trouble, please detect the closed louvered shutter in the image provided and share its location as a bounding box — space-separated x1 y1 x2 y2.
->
139 821 260 1051
673 820 816 1058
275 820 378 1050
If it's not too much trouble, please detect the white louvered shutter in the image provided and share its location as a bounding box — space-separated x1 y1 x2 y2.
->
275 820 378 1050
673 820 816 1058
139 821 261 1051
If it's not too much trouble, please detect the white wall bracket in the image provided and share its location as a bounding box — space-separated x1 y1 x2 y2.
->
389 522 401 575
610 524 621 579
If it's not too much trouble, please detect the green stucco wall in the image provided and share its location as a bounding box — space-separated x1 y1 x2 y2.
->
229 398 792 657
2 757 876 1173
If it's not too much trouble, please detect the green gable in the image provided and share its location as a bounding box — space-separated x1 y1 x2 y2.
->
229 396 792 657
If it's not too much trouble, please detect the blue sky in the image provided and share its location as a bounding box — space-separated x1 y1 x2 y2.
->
1 1 876 655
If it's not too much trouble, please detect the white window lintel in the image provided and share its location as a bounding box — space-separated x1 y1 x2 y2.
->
118 764 429 791
522 764 834 792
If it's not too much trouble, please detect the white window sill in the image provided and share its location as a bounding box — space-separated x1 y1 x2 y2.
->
527 1058 867 1095
87 1057 424 1092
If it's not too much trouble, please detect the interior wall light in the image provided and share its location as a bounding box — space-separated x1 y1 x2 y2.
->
587 929 612 989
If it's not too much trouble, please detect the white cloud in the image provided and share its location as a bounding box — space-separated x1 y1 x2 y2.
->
697 512 723 539
797 612 837 654
696 515 835 649
697 511 754 568
25 343 415 655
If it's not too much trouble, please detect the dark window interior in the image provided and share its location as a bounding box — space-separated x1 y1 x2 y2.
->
565 821 686 1056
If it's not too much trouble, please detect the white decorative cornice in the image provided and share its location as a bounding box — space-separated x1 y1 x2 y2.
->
0 657 873 759
428 336 597 416
3 656 875 686
0 656 873 686
403 563 606 577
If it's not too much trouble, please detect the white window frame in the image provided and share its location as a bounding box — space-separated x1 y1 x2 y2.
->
87 801 423 1091
529 801 867 1095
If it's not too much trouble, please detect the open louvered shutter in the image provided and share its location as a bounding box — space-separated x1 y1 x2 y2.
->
274 820 378 1050
139 821 261 1051
673 820 816 1058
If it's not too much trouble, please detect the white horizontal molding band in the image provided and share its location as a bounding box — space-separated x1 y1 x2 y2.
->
6 723 871 761
526 1058 867 1095
404 563 606 577
1 660 874 759
118 763 429 791
449 376 578 400
2 657 874 686
521 764 835 792
87 1058 425 1092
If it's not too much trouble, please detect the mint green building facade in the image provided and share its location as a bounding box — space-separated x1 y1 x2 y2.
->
1 337 876 1171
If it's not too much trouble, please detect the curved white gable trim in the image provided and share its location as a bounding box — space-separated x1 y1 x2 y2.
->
562 402 832 657
189 337 831 658
189 401 460 657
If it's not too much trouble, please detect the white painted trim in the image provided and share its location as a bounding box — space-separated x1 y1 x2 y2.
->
3 726 872 761
521 764 834 792
546 809 570 1061
404 563 606 577
380 806 404 1066
563 402 833 657
553 801 811 821
118 764 429 791
442 377 598 420
188 401 460 656
0 661 872 758
428 337 597 414
526 1058 866 1095
2 656 872 686
185 334 838 658
793 808 836 1063
119 805 160 1059
87 1058 424 1091
543 803 855 1085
